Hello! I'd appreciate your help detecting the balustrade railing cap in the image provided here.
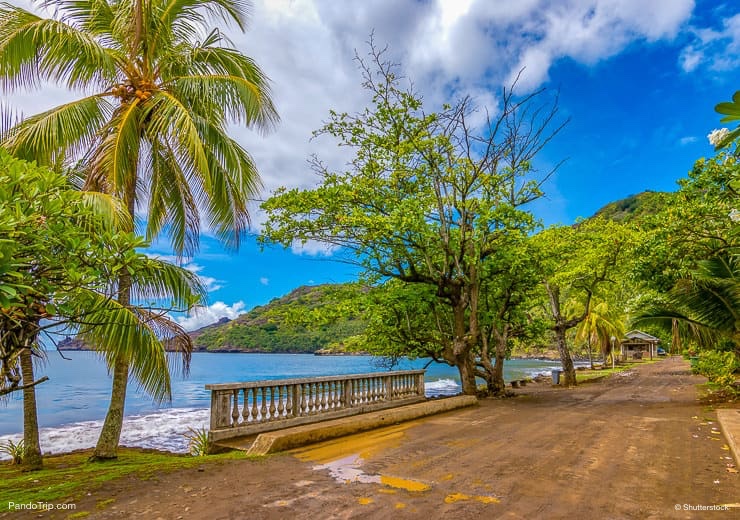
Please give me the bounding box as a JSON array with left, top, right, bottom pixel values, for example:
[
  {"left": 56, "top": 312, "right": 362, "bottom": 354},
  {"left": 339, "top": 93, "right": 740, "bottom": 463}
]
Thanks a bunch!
[{"left": 205, "top": 369, "right": 425, "bottom": 391}]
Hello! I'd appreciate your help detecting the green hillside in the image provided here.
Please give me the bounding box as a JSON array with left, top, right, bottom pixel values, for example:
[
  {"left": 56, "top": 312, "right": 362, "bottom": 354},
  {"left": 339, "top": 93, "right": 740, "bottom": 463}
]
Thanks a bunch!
[
  {"left": 191, "top": 284, "right": 365, "bottom": 353},
  {"left": 592, "top": 190, "right": 669, "bottom": 222}
]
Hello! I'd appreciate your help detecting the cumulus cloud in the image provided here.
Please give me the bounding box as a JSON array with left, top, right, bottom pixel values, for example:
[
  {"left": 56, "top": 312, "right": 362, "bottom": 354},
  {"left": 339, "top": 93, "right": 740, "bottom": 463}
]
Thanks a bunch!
[
  {"left": 5, "top": 0, "right": 705, "bottom": 248},
  {"left": 175, "top": 301, "right": 246, "bottom": 331},
  {"left": 679, "top": 13, "right": 740, "bottom": 73},
  {"left": 259, "top": 277, "right": 270, "bottom": 285}
]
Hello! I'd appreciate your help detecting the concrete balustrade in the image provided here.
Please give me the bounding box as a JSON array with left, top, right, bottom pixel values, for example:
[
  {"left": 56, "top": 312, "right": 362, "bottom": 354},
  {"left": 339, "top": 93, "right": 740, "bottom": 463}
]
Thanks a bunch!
[{"left": 206, "top": 370, "right": 426, "bottom": 443}]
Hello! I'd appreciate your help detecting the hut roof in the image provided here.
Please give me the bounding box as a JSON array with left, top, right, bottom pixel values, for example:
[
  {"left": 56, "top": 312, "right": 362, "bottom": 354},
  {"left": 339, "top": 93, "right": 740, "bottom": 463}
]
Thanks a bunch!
[{"left": 624, "top": 330, "right": 660, "bottom": 343}]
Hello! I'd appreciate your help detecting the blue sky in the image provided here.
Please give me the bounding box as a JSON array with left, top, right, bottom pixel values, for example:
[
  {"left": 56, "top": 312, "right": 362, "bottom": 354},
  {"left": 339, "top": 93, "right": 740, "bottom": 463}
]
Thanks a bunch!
[{"left": 7, "top": 0, "right": 740, "bottom": 329}]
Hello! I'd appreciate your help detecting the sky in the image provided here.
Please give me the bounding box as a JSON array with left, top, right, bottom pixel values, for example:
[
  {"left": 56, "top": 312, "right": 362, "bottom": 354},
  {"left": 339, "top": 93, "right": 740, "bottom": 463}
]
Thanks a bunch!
[{"left": 6, "top": 0, "right": 740, "bottom": 330}]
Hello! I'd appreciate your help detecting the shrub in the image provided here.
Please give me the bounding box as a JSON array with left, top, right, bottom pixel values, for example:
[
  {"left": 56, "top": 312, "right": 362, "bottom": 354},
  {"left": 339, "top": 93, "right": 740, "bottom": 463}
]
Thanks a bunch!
[
  {"left": 692, "top": 350, "right": 739, "bottom": 387},
  {"left": 183, "top": 427, "right": 209, "bottom": 457},
  {"left": 0, "top": 439, "right": 25, "bottom": 465}
]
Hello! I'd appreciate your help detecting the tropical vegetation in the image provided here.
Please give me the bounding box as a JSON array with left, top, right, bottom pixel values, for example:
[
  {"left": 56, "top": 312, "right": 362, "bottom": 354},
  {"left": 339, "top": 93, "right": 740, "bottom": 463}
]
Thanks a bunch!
[{"left": 0, "top": 0, "right": 277, "bottom": 459}]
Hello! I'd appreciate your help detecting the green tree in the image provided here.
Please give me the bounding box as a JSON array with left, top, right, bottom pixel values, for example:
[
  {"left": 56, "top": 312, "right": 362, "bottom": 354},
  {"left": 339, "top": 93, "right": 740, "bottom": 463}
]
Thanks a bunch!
[
  {"left": 0, "top": 0, "right": 277, "bottom": 459},
  {"left": 262, "top": 42, "right": 564, "bottom": 395},
  {"left": 573, "top": 299, "right": 625, "bottom": 369},
  {"left": 534, "top": 217, "right": 635, "bottom": 386},
  {"left": 633, "top": 150, "right": 738, "bottom": 365},
  {"left": 0, "top": 151, "right": 205, "bottom": 469}
]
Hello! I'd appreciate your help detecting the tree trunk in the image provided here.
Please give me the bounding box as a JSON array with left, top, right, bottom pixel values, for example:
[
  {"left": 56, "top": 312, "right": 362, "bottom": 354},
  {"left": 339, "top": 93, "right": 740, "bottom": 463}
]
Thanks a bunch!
[
  {"left": 93, "top": 180, "right": 136, "bottom": 461},
  {"left": 492, "top": 351, "right": 506, "bottom": 394},
  {"left": 20, "top": 346, "right": 43, "bottom": 470},
  {"left": 555, "top": 327, "right": 577, "bottom": 386},
  {"left": 456, "top": 352, "right": 478, "bottom": 395},
  {"left": 587, "top": 334, "right": 594, "bottom": 370},
  {"left": 93, "top": 358, "right": 129, "bottom": 459}
]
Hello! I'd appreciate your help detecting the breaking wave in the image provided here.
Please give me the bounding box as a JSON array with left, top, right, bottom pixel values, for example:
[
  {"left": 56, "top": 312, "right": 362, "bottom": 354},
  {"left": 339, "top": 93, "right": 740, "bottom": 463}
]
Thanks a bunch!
[{"left": 0, "top": 379, "right": 462, "bottom": 458}]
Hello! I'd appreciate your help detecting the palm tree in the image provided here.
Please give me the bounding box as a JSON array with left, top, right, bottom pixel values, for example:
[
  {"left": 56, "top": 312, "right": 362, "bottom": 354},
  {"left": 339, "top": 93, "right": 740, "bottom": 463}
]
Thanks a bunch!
[
  {"left": 0, "top": 0, "right": 278, "bottom": 458},
  {"left": 634, "top": 253, "right": 739, "bottom": 355},
  {"left": 574, "top": 300, "right": 626, "bottom": 369},
  {"left": 0, "top": 149, "right": 206, "bottom": 470}
]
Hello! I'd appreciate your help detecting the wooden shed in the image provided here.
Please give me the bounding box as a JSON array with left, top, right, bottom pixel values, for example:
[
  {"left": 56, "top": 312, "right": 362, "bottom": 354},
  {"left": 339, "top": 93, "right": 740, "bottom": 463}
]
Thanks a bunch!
[{"left": 620, "top": 330, "right": 660, "bottom": 361}]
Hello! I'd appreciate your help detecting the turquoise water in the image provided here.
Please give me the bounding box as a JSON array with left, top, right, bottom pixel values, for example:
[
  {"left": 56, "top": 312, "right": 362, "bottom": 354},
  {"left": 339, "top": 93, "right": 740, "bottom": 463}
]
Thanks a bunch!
[{"left": 0, "top": 352, "right": 561, "bottom": 454}]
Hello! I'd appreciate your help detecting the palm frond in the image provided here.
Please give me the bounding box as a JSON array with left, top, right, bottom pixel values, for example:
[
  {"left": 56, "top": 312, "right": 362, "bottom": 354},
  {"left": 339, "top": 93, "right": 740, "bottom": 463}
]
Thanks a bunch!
[
  {"left": 144, "top": 139, "right": 201, "bottom": 256},
  {"left": 72, "top": 290, "right": 173, "bottom": 402},
  {"left": 0, "top": 3, "right": 119, "bottom": 90},
  {"left": 78, "top": 190, "right": 133, "bottom": 232},
  {"left": 129, "top": 256, "right": 207, "bottom": 310},
  {"left": 1, "top": 95, "right": 112, "bottom": 165}
]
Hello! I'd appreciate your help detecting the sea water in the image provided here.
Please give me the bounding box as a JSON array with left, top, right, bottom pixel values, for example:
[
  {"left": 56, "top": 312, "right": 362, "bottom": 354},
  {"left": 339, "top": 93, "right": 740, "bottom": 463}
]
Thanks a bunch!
[{"left": 0, "top": 351, "right": 562, "bottom": 455}]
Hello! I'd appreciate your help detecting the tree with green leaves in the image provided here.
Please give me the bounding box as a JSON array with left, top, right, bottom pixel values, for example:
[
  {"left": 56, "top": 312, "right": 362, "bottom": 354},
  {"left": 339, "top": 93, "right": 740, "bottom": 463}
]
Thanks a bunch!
[
  {"left": 573, "top": 299, "right": 625, "bottom": 369},
  {"left": 633, "top": 149, "right": 738, "bottom": 361},
  {"left": 262, "top": 40, "right": 565, "bottom": 395},
  {"left": 0, "top": 0, "right": 277, "bottom": 459},
  {"left": 0, "top": 150, "right": 205, "bottom": 470},
  {"left": 534, "top": 217, "right": 635, "bottom": 386}
]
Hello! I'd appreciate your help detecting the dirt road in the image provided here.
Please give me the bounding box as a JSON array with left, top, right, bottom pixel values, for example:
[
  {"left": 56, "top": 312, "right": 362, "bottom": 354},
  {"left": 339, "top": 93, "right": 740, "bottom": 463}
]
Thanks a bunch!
[{"left": 73, "top": 357, "right": 740, "bottom": 519}]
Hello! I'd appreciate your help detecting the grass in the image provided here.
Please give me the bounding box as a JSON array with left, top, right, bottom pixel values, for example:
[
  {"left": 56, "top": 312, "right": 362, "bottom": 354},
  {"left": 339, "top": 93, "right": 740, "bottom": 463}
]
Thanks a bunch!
[
  {"left": 0, "top": 447, "right": 243, "bottom": 514},
  {"left": 576, "top": 358, "right": 660, "bottom": 382}
]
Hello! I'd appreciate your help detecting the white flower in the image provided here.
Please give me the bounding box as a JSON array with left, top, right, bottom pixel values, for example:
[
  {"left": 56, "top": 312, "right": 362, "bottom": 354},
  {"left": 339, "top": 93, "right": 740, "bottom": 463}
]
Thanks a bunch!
[
  {"left": 708, "top": 128, "right": 730, "bottom": 147},
  {"left": 730, "top": 208, "right": 740, "bottom": 222}
]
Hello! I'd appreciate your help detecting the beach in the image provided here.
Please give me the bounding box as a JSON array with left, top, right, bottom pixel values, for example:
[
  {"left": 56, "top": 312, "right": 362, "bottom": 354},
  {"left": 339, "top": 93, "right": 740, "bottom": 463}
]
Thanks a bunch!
[{"left": 8, "top": 356, "right": 739, "bottom": 519}]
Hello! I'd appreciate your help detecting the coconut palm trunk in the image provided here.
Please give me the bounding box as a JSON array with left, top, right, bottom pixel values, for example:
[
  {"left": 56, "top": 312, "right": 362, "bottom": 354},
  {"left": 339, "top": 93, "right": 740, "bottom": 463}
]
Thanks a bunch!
[{"left": 20, "top": 344, "right": 43, "bottom": 470}]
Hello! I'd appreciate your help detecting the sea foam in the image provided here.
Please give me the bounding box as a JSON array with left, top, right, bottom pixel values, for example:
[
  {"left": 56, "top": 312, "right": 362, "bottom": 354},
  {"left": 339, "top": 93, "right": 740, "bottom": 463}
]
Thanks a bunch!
[{"left": 0, "top": 381, "right": 460, "bottom": 458}]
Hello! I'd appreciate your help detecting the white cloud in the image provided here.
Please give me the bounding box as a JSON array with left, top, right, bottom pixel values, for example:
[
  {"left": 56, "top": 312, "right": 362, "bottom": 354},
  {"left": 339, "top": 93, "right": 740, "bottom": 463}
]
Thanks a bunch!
[
  {"left": 183, "top": 263, "right": 223, "bottom": 293},
  {"left": 4, "top": 0, "right": 700, "bottom": 247},
  {"left": 679, "top": 136, "right": 698, "bottom": 146},
  {"left": 679, "top": 13, "right": 740, "bottom": 73},
  {"left": 290, "top": 239, "right": 339, "bottom": 256},
  {"left": 175, "top": 301, "right": 246, "bottom": 331},
  {"left": 259, "top": 277, "right": 270, "bottom": 285}
]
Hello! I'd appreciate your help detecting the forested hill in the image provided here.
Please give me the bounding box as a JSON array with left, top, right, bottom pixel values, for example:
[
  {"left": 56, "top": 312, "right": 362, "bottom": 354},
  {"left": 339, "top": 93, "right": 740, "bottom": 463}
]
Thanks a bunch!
[
  {"left": 591, "top": 190, "right": 669, "bottom": 222},
  {"left": 190, "top": 284, "right": 365, "bottom": 353},
  {"left": 60, "top": 193, "right": 669, "bottom": 355}
]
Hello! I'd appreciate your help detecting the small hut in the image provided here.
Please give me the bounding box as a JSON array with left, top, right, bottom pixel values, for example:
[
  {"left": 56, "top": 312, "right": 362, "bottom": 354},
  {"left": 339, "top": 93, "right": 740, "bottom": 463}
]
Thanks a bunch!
[{"left": 620, "top": 330, "right": 660, "bottom": 361}]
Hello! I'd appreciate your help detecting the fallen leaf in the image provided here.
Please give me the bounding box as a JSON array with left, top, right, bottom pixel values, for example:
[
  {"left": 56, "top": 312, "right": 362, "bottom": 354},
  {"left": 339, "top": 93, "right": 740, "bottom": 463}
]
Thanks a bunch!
[{"left": 727, "top": 468, "right": 738, "bottom": 474}]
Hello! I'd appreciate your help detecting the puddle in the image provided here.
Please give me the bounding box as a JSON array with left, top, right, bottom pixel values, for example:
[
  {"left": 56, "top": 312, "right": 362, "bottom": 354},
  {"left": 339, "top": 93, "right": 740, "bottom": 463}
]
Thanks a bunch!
[
  {"left": 444, "top": 492, "right": 500, "bottom": 504},
  {"left": 292, "top": 422, "right": 431, "bottom": 492}
]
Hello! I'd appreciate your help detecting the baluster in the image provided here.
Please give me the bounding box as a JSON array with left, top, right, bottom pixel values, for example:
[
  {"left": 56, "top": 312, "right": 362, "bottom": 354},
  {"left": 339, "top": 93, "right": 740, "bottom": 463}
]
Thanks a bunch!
[
  {"left": 321, "top": 382, "right": 328, "bottom": 411},
  {"left": 231, "top": 389, "right": 240, "bottom": 426},
  {"left": 286, "top": 385, "right": 294, "bottom": 417},
  {"left": 251, "top": 388, "right": 259, "bottom": 421},
  {"left": 242, "top": 388, "right": 250, "bottom": 423},
  {"left": 277, "top": 385, "right": 285, "bottom": 419},
  {"left": 300, "top": 384, "right": 308, "bottom": 415},
  {"left": 260, "top": 387, "right": 268, "bottom": 420},
  {"left": 342, "top": 380, "right": 350, "bottom": 408},
  {"left": 269, "top": 386, "right": 277, "bottom": 420},
  {"left": 371, "top": 378, "right": 378, "bottom": 401},
  {"left": 310, "top": 383, "right": 318, "bottom": 414}
]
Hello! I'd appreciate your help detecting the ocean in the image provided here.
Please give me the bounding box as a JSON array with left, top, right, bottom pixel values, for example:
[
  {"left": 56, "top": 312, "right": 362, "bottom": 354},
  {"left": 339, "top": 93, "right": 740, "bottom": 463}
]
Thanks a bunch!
[{"left": 0, "top": 352, "right": 563, "bottom": 456}]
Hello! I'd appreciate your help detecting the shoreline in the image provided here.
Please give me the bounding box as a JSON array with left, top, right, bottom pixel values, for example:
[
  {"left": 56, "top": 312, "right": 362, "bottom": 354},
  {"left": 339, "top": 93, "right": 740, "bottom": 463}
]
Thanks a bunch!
[{"left": 6, "top": 357, "right": 737, "bottom": 519}]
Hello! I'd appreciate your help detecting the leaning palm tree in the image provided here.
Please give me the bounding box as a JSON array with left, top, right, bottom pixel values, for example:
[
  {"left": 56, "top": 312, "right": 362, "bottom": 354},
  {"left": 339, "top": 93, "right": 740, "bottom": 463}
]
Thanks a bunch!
[
  {"left": 634, "top": 253, "right": 739, "bottom": 354},
  {"left": 0, "top": 0, "right": 278, "bottom": 458}
]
